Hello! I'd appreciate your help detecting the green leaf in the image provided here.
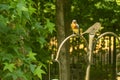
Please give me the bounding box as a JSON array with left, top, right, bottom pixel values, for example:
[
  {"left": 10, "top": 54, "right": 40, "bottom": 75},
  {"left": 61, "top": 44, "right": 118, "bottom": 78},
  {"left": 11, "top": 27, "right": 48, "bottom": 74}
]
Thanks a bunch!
[
  {"left": 2, "top": 53, "right": 14, "bottom": 62},
  {"left": 23, "top": 11, "right": 30, "bottom": 20},
  {"left": 33, "top": 65, "right": 46, "bottom": 80},
  {"left": 5, "top": 69, "right": 28, "bottom": 80},
  {"left": 16, "top": 1, "right": 28, "bottom": 11},
  {"left": 16, "top": 0, "right": 27, "bottom": 17},
  {"left": 0, "top": 15, "right": 8, "bottom": 26},
  {"left": 45, "top": 19, "right": 55, "bottom": 33},
  {"left": 37, "top": 37, "right": 46, "bottom": 48},
  {"left": 28, "top": 6, "right": 36, "bottom": 15},
  {"left": 3, "top": 62, "right": 16, "bottom": 72},
  {"left": 4, "top": 72, "right": 17, "bottom": 80},
  {"left": 30, "top": 64, "right": 36, "bottom": 73},
  {"left": 21, "top": 6, "right": 28, "bottom": 11},
  {"left": 14, "top": 69, "right": 28, "bottom": 80},
  {"left": 27, "top": 51, "right": 37, "bottom": 61},
  {"left": 0, "top": 4, "right": 9, "bottom": 10}
]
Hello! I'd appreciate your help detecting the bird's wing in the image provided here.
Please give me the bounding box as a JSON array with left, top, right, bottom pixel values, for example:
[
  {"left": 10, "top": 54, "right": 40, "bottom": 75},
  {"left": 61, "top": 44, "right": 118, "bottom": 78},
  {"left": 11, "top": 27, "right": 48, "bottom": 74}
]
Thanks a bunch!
[{"left": 76, "top": 24, "right": 79, "bottom": 28}]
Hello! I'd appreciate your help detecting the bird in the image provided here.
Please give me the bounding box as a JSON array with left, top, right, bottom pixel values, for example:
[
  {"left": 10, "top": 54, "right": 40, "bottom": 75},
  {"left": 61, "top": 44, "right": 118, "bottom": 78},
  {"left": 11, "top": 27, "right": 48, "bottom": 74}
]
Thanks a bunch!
[
  {"left": 71, "top": 20, "right": 80, "bottom": 35},
  {"left": 82, "top": 22, "right": 101, "bottom": 35}
]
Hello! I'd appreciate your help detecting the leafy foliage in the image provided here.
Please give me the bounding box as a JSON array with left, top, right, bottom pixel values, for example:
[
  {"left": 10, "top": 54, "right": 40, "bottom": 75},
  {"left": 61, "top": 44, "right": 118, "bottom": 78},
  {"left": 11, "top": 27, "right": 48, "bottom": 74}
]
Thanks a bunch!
[
  {"left": 0, "top": 0, "right": 55, "bottom": 79},
  {"left": 3, "top": 62, "right": 16, "bottom": 72},
  {"left": 71, "top": 0, "right": 120, "bottom": 33},
  {"left": 33, "top": 65, "right": 46, "bottom": 80}
]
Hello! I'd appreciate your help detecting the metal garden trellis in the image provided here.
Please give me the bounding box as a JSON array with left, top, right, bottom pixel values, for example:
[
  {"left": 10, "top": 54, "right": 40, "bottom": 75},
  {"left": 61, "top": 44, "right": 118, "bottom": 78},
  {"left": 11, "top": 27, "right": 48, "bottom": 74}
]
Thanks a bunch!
[{"left": 54, "top": 22, "right": 120, "bottom": 80}]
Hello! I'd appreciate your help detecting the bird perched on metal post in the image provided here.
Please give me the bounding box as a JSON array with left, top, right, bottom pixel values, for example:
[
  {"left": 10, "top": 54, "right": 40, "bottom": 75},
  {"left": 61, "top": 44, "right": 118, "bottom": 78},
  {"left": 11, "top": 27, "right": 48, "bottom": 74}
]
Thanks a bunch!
[
  {"left": 82, "top": 22, "right": 101, "bottom": 35},
  {"left": 71, "top": 20, "right": 80, "bottom": 35}
]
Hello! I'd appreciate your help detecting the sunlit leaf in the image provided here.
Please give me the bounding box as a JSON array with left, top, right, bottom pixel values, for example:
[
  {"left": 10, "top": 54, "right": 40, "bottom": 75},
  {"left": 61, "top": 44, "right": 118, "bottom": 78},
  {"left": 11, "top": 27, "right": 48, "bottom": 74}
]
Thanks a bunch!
[
  {"left": 16, "top": 0, "right": 27, "bottom": 17},
  {"left": 33, "top": 65, "right": 46, "bottom": 79},
  {"left": 28, "top": 6, "right": 36, "bottom": 15},
  {"left": 27, "top": 51, "right": 37, "bottom": 61},
  {"left": 21, "top": 6, "right": 28, "bottom": 11},
  {"left": 3, "top": 63, "right": 16, "bottom": 72},
  {"left": 116, "top": 0, "right": 120, "bottom": 5}
]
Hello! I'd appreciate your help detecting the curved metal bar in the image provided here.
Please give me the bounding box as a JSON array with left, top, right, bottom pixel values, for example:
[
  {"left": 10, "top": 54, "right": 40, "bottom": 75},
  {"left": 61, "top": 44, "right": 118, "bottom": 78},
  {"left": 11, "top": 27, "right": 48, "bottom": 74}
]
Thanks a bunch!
[
  {"left": 55, "top": 34, "right": 75, "bottom": 61},
  {"left": 93, "top": 32, "right": 120, "bottom": 50},
  {"left": 54, "top": 33, "right": 89, "bottom": 80},
  {"left": 55, "top": 34, "right": 89, "bottom": 61},
  {"left": 54, "top": 34, "right": 76, "bottom": 80}
]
